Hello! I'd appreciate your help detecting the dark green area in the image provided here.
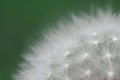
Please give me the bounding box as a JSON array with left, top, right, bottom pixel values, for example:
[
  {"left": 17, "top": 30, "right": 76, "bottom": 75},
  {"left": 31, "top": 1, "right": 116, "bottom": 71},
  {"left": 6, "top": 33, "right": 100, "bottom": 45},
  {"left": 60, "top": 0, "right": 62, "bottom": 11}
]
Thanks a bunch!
[{"left": 1, "top": 0, "right": 120, "bottom": 80}]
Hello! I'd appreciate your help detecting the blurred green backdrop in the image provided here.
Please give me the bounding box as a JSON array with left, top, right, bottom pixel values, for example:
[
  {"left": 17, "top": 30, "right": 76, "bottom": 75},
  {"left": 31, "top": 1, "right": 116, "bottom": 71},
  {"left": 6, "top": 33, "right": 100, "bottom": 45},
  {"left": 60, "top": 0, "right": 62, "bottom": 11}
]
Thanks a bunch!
[{"left": 1, "top": 0, "right": 120, "bottom": 80}]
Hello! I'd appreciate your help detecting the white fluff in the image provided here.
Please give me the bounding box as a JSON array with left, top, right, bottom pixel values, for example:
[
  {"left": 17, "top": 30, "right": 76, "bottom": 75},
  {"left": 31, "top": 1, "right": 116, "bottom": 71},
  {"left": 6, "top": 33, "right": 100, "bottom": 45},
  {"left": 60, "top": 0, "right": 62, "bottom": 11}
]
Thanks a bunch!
[{"left": 13, "top": 8, "right": 120, "bottom": 80}]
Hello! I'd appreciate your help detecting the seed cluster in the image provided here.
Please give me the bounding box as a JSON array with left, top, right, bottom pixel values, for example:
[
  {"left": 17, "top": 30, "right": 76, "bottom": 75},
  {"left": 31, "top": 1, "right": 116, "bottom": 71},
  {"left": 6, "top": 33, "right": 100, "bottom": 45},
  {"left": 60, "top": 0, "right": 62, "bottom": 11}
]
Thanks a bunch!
[{"left": 48, "top": 31, "right": 120, "bottom": 80}]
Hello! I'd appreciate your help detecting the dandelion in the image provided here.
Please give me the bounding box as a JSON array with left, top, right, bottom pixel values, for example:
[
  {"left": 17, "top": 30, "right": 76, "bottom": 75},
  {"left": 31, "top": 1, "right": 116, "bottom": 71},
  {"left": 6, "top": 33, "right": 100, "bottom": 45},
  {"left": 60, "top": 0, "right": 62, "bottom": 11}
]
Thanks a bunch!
[{"left": 13, "top": 8, "right": 120, "bottom": 80}]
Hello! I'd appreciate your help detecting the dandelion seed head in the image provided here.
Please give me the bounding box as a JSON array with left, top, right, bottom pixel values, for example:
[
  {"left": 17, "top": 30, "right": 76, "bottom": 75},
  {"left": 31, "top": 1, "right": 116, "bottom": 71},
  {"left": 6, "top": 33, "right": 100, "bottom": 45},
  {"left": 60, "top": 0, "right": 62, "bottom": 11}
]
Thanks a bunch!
[{"left": 13, "top": 8, "right": 120, "bottom": 80}]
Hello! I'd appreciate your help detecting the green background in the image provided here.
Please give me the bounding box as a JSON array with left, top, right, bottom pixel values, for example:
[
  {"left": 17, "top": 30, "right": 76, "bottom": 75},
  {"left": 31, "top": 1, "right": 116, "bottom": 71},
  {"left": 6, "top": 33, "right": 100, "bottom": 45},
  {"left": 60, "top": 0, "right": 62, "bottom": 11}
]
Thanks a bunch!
[{"left": 1, "top": 0, "right": 120, "bottom": 80}]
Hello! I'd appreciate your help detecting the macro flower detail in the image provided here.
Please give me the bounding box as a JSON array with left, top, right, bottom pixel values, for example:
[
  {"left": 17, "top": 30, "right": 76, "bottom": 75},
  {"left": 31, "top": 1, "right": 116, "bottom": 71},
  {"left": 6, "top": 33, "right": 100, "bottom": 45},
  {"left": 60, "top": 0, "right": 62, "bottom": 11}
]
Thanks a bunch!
[{"left": 14, "top": 9, "right": 120, "bottom": 80}]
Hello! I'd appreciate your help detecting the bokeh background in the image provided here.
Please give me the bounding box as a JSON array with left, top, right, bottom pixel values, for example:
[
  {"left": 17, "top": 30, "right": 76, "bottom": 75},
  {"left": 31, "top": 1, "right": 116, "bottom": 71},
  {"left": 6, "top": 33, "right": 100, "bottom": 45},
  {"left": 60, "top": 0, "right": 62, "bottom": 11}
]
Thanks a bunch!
[{"left": 1, "top": 0, "right": 120, "bottom": 80}]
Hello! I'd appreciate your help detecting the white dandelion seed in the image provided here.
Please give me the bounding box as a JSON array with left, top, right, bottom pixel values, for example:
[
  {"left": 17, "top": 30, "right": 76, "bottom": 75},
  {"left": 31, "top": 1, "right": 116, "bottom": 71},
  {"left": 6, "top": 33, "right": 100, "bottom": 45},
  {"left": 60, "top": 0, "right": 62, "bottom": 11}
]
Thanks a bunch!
[
  {"left": 92, "top": 32, "right": 97, "bottom": 36},
  {"left": 107, "top": 71, "right": 114, "bottom": 77},
  {"left": 105, "top": 53, "right": 112, "bottom": 59},
  {"left": 82, "top": 53, "right": 89, "bottom": 59},
  {"left": 13, "top": 7, "right": 120, "bottom": 80},
  {"left": 112, "top": 37, "right": 118, "bottom": 41},
  {"left": 85, "top": 69, "right": 91, "bottom": 76},
  {"left": 93, "top": 40, "right": 98, "bottom": 44}
]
